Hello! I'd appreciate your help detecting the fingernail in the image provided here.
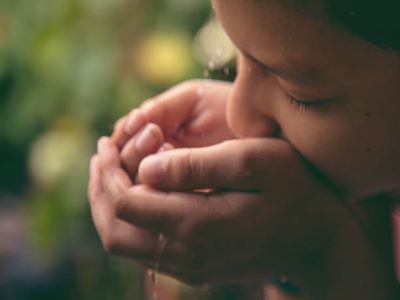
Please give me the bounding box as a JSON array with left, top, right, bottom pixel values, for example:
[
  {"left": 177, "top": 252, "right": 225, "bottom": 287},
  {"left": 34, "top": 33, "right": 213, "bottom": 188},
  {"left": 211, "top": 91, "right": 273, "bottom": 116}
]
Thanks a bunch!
[
  {"left": 136, "top": 124, "right": 159, "bottom": 153},
  {"left": 140, "top": 155, "right": 166, "bottom": 185},
  {"left": 124, "top": 109, "right": 143, "bottom": 136}
]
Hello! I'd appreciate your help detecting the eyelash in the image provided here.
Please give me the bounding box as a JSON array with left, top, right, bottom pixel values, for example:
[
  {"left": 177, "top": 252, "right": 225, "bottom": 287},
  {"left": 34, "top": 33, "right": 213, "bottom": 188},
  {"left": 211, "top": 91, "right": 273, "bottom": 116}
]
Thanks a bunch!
[
  {"left": 286, "top": 95, "right": 315, "bottom": 110},
  {"left": 286, "top": 94, "right": 330, "bottom": 111}
]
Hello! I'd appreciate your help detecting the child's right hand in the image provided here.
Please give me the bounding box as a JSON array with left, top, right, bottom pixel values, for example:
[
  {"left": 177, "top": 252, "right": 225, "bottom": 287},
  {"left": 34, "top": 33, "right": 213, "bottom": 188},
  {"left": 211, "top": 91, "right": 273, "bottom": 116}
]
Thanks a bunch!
[
  {"left": 111, "top": 80, "right": 236, "bottom": 179},
  {"left": 112, "top": 79, "right": 235, "bottom": 148},
  {"left": 90, "top": 136, "right": 400, "bottom": 300}
]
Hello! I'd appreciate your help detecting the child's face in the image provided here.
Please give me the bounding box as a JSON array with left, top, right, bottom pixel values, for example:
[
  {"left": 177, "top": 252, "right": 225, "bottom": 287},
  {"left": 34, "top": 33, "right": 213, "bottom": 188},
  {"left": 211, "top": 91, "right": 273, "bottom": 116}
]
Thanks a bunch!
[{"left": 213, "top": 0, "right": 400, "bottom": 196}]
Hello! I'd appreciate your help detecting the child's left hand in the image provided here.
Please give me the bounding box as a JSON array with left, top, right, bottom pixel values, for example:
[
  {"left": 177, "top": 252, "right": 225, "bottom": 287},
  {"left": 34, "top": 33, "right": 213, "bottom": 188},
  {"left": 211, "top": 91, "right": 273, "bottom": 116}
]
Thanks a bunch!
[{"left": 89, "top": 135, "right": 389, "bottom": 298}]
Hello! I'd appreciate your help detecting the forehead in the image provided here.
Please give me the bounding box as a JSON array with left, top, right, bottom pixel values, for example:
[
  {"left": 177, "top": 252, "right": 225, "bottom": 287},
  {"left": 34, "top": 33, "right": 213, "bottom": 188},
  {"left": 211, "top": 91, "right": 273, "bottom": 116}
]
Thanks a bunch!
[
  {"left": 212, "top": 0, "right": 343, "bottom": 63},
  {"left": 211, "top": 0, "right": 395, "bottom": 87}
]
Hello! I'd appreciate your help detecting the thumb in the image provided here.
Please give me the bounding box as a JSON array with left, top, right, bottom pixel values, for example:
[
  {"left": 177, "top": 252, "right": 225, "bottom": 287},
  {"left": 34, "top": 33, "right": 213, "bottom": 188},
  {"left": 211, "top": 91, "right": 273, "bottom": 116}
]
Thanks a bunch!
[{"left": 137, "top": 138, "right": 295, "bottom": 191}]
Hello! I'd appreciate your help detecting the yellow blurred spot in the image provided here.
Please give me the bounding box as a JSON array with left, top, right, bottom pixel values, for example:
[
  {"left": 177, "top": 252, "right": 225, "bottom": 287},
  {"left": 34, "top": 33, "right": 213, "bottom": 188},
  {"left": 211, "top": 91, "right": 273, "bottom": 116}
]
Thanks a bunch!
[
  {"left": 135, "top": 31, "right": 193, "bottom": 85},
  {"left": 29, "top": 117, "right": 94, "bottom": 188}
]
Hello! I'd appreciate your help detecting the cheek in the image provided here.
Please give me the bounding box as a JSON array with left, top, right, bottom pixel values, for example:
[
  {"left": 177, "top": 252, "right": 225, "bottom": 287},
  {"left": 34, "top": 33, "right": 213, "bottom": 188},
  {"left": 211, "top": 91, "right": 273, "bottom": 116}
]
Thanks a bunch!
[{"left": 282, "top": 112, "right": 400, "bottom": 197}]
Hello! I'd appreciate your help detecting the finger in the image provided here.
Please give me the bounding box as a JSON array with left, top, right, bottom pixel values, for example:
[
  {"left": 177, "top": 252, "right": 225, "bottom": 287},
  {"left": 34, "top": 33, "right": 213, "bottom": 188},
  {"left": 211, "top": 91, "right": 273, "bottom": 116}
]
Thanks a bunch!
[
  {"left": 123, "top": 108, "right": 149, "bottom": 138},
  {"left": 137, "top": 138, "right": 295, "bottom": 191},
  {"left": 98, "top": 136, "right": 185, "bottom": 238},
  {"left": 89, "top": 149, "right": 159, "bottom": 260},
  {"left": 158, "top": 142, "right": 175, "bottom": 153},
  {"left": 88, "top": 151, "right": 119, "bottom": 233},
  {"left": 133, "top": 142, "right": 175, "bottom": 185},
  {"left": 88, "top": 154, "right": 103, "bottom": 204},
  {"left": 97, "top": 136, "right": 120, "bottom": 168},
  {"left": 101, "top": 221, "right": 159, "bottom": 261},
  {"left": 124, "top": 82, "right": 201, "bottom": 138},
  {"left": 92, "top": 189, "right": 159, "bottom": 260},
  {"left": 114, "top": 184, "right": 209, "bottom": 234},
  {"left": 110, "top": 116, "right": 131, "bottom": 149},
  {"left": 98, "top": 137, "right": 133, "bottom": 200},
  {"left": 120, "top": 123, "right": 164, "bottom": 178}
]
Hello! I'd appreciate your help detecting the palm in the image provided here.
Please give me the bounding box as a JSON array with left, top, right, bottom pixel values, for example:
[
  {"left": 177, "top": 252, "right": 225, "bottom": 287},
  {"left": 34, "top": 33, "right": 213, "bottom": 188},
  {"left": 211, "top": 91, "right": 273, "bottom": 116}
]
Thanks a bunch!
[{"left": 145, "top": 80, "right": 236, "bottom": 148}]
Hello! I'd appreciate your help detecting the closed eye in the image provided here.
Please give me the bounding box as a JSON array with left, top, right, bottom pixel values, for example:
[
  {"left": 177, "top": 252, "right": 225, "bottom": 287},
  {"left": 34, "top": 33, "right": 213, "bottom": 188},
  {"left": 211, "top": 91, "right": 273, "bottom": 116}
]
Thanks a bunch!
[{"left": 286, "top": 94, "right": 335, "bottom": 111}]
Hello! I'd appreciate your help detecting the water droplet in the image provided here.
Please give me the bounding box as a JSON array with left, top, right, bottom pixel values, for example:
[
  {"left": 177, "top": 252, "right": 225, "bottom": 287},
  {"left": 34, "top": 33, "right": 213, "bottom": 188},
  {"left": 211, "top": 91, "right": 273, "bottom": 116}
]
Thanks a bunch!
[
  {"left": 208, "top": 60, "right": 216, "bottom": 70},
  {"left": 224, "top": 66, "right": 230, "bottom": 76},
  {"left": 153, "top": 288, "right": 158, "bottom": 300},
  {"left": 149, "top": 233, "right": 170, "bottom": 300}
]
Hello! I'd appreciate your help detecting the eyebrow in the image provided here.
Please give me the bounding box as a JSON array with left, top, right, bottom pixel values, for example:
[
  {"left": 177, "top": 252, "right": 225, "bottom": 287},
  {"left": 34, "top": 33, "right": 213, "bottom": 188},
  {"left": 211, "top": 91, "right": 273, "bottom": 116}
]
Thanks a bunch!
[{"left": 242, "top": 51, "right": 326, "bottom": 85}]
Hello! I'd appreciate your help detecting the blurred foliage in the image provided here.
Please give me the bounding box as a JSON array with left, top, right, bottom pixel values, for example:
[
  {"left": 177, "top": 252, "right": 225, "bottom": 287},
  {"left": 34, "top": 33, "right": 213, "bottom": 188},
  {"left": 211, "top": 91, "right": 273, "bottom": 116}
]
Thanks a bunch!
[{"left": 0, "top": 0, "right": 238, "bottom": 299}]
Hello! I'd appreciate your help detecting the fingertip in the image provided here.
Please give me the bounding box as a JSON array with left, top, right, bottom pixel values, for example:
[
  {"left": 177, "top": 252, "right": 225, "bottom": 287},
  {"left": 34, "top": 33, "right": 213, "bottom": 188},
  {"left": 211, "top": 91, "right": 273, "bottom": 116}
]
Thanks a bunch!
[
  {"left": 138, "top": 154, "right": 166, "bottom": 186},
  {"left": 147, "top": 123, "right": 164, "bottom": 142},
  {"left": 98, "top": 137, "right": 120, "bottom": 167},
  {"left": 111, "top": 116, "right": 128, "bottom": 146},
  {"left": 97, "top": 136, "right": 109, "bottom": 153},
  {"left": 132, "top": 123, "right": 164, "bottom": 154},
  {"left": 124, "top": 109, "right": 147, "bottom": 136},
  {"left": 114, "top": 116, "right": 127, "bottom": 131}
]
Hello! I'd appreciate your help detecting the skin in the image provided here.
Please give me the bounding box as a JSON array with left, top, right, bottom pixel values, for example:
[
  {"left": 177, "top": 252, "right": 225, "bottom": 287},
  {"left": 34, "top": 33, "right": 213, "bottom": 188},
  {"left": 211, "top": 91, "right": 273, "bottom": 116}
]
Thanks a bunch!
[
  {"left": 213, "top": 0, "right": 400, "bottom": 197},
  {"left": 88, "top": 0, "right": 400, "bottom": 299}
]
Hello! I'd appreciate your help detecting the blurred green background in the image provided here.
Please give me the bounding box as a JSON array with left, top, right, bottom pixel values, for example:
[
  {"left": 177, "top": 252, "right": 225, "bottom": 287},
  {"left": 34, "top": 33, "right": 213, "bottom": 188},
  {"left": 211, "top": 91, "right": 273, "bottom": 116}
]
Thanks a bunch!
[{"left": 0, "top": 0, "right": 240, "bottom": 299}]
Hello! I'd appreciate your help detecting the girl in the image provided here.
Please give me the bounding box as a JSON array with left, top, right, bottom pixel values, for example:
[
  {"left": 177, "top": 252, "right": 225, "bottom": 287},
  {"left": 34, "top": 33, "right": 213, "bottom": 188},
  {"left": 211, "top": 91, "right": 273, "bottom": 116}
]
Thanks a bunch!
[{"left": 89, "top": 0, "right": 400, "bottom": 298}]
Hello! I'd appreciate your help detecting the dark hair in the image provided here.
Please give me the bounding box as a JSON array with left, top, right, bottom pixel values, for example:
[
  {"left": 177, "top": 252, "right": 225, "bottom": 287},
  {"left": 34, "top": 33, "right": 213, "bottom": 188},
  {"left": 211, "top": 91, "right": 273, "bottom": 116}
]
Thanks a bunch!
[{"left": 322, "top": 0, "right": 400, "bottom": 51}]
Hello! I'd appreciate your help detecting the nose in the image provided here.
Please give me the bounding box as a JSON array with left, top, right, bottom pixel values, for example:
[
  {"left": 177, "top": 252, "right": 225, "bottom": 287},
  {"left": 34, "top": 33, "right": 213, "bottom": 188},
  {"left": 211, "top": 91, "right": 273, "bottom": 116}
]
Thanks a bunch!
[{"left": 226, "top": 71, "right": 280, "bottom": 138}]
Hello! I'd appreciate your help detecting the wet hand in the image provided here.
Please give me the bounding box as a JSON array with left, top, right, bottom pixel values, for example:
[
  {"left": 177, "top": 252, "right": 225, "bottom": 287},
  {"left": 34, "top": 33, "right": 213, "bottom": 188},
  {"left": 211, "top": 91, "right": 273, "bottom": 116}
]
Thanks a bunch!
[
  {"left": 92, "top": 137, "right": 350, "bottom": 286},
  {"left": 111, "top": 80, "right": 235, "bottom": 151},
  {"left": 115, "top": 122, "right": 174, "bottom": 180}
]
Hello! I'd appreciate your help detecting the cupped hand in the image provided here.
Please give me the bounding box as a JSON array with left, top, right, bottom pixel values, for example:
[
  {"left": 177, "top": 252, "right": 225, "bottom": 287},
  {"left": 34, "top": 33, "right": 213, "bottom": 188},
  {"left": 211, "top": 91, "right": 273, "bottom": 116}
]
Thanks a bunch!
[
  {"left": 111, "top": 80, "right": 236, "bottom": 151},
  {"left": 88, "top": 136, "right": 400, "bottom": 300},
  {"left": 113, "top": 139, "right": 344, "bottom": 281}
]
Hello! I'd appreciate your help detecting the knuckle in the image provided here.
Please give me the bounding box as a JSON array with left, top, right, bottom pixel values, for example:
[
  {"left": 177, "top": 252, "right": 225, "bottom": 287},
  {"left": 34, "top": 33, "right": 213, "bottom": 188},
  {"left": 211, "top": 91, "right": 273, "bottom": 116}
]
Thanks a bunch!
[
  {"left": 113, "top": 190, "right": 131, "bottom": 219},
  {"left": 114, "top": 117, "right": 126, "bottom": 130},
  {"left": 140, "top": 100, "right": 155, "bottom": 114},
  {"left": 186, "top": 149, "right": 196, "bottom": 186},
  {"left": 178, "top": 80, "right": 204, "bottom": 98},
  {"left": 120, "top": 152, "right": 130, "bottom": 170},
  {"left": 129, "top": 107, "right": 148, "bottom": 126},
  {"left": 179, "top": 79, "right": 201, "bottom": 91},
  {"left": 169, "top": 149, "right": 196, "bottom": 187}
]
